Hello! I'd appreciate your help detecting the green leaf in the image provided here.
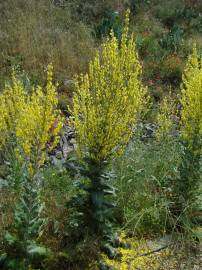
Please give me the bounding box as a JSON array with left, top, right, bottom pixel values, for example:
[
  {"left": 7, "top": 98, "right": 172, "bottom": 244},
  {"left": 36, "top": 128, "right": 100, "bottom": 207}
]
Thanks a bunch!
[
  {"left": 4, "top": 232, "right": 17, "bottom": 245},
  {"left": 27, "top": 243, "right": 50, "bottom": 258}
]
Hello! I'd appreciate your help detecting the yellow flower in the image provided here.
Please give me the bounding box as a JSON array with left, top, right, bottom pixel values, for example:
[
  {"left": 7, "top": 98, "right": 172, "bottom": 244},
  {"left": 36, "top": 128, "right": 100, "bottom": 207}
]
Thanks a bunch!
[
  {"left": 100, "top": 232, "right": 177, "bottom": 270},
  {"left": 0, "top": 64, "right": 64, "bottom": 175},
  {"left": 180, "top": 45, "right": 202, "bottom": 154},
  {"left": 72, "top": 10, "right": 148, "bottom": 161}
]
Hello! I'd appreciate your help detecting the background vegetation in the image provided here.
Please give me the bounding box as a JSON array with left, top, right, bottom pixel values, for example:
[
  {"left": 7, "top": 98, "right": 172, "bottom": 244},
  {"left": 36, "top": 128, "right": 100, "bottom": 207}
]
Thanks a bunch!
[{"left": 0, "top": 1, "right": 201, "bottom": 269}]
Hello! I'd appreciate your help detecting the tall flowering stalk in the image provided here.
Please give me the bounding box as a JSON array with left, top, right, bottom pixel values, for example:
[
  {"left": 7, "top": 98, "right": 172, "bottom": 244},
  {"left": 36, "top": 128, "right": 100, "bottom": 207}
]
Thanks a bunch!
[
  {"left": 0, "top": 65, "right": 63, "bottom": 269},
  {"left": 174, "top": 46, "right": 202, "bottom": 229},
  {"left": 71, "top": 10, "right": 148, "bottom": 244}
]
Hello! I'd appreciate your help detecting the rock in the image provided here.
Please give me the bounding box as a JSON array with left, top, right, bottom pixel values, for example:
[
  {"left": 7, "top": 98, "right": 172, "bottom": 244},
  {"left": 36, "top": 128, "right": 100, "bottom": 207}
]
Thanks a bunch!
[
  {"left": 63, "top": 79, "right": 75, "bottom": 87},
  {"left": 69, "top": 138, "right": 76, "bottom": 145},
  {"left": 48, "top": 121, "right": 76, "bottom": 162},
  {"left": 55, "top": 150, "right": 63, "bottom": 159},
  {"left": 50, "top": 156, "right": 64, "bottom": 168},
  {"left": 146, "top": 234, "right": 172, "bottom": 251}
]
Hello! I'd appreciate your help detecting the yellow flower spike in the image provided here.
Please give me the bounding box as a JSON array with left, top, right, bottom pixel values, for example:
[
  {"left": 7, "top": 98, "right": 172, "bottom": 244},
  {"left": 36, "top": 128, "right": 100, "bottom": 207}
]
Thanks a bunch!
[
  {"left": 0, "top": 64, "right": 64, "bottom": 176},
  {"left": 72, "top": 10, "right": 148, "bottom": 162},
  {"left": 180, "top": 45, "right": 202, "bottom": 154}
]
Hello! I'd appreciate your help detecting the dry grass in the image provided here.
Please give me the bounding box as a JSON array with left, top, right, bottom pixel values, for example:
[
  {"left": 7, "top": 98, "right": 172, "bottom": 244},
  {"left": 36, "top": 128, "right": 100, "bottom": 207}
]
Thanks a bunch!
[{"left": 0, "top": 0, "right": 95, "bottom": 90}]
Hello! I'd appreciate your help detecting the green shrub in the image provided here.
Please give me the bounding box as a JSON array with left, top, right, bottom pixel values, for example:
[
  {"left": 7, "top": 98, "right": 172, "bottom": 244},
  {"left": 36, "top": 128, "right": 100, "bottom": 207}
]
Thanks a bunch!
[
  {"left": 136, "top": 34, "right": 161, "bottom": 58},
  {"left": 64, "top": 0, "right": 118, "bottom": 24},
  {"left": 159, "top": 24, "right": 185, "bottom": 53},
  {"left": 94, "top": 10, "right": 122, "bottom": 40},
  {"left": 129, "top": 0, "right": 151, "bottom": 15},
  {"left": 154, "top": 0, "right": 185, "bottom": 28},
  {"left": 159, "top": 54, "right": 184, "bottom": 85}
]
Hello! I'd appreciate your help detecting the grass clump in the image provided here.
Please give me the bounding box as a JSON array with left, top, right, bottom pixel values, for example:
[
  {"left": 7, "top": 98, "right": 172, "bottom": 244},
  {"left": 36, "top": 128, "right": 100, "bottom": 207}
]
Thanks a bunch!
[{"left": 113, "top": 136, "right": 182, "bottom": 235}]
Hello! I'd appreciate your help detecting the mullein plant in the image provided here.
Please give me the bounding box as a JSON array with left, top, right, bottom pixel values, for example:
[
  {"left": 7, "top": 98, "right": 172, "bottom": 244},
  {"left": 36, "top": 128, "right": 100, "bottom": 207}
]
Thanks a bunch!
[
  {"left": 71, "top": 10, "right": 148, "bottom": 256},
  {"left": 0, "top": 65, "right": 63, "bottom": 269},
  {"left": 155, "top": 47, "right": 202, "bottom": 234},
  {"left": 175, "top": 46, "right": 202, "bottom": 231}
]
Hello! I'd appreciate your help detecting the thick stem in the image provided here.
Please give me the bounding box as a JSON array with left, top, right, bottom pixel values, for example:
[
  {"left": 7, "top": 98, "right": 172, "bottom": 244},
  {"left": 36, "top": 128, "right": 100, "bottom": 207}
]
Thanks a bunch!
[{"left": 86, "top": 159, "right": 116, "bottom": 240}]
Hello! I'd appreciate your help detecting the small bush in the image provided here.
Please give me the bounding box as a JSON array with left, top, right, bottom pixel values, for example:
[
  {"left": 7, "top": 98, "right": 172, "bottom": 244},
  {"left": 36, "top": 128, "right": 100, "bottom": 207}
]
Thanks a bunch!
[
  {"left": 159, "top": 54, "right": 184, "bottom": 85},
  {"left": 159, "top": 24, "right": 185, "bottom": 53},
  {"left": 94, "top": 10, "right": 122, "bottom": 40}
]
